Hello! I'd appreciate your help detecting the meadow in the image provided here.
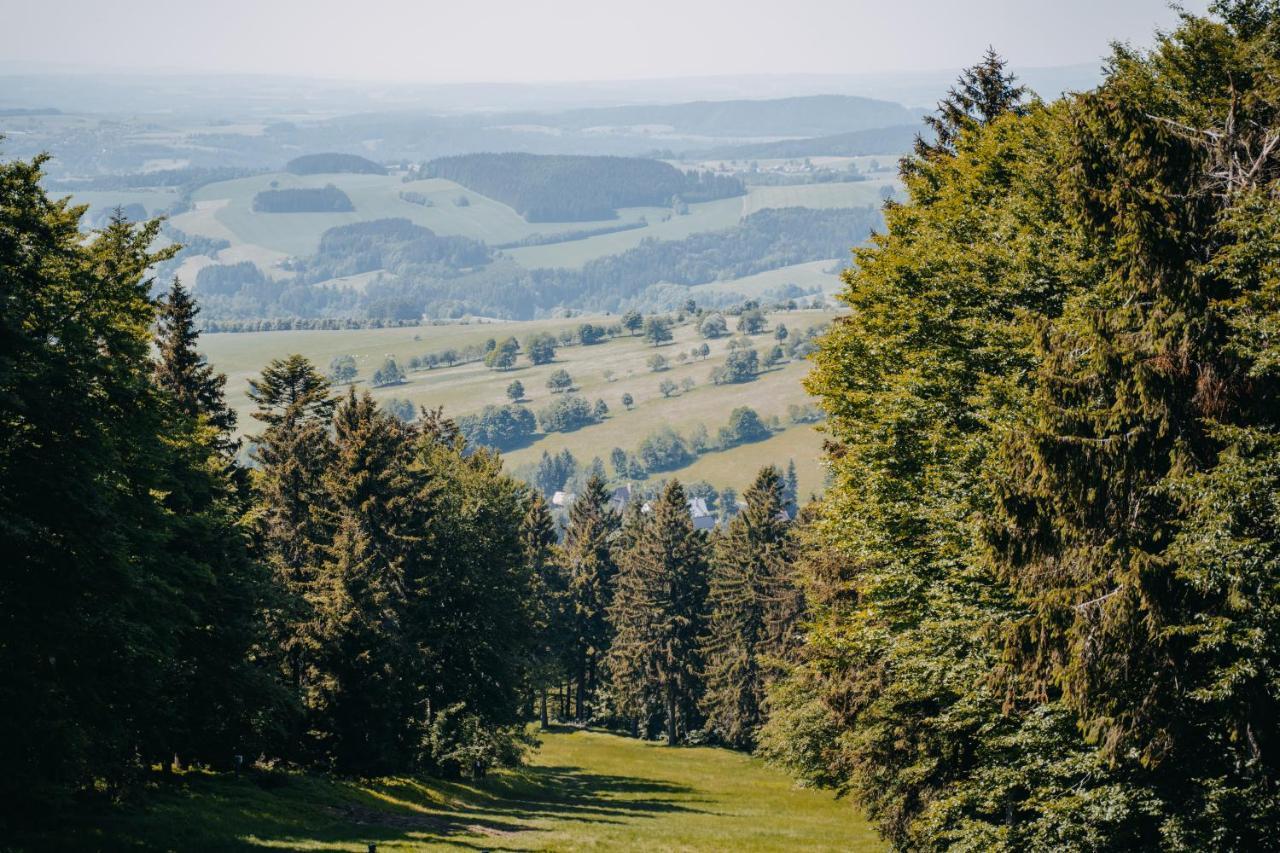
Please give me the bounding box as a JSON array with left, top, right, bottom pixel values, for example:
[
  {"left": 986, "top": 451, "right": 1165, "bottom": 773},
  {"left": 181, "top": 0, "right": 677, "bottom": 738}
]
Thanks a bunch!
[
  {"left": 29, "top": 728, "right": 882, "bottom": 851},
  {"left": 165, "top": 170, "right": 889, "bottom": 277},
  {"left": 201, "top": 308, "right": 837, "bottom": 497}
]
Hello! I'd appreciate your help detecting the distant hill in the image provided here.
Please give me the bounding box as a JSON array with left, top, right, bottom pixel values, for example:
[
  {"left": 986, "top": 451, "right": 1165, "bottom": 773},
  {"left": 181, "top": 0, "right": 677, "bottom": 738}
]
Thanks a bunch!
[
  {"left": 697, "top": 124, "right": 922, "bottom": 160},
  {"left": 424, "top": 153, "right": 743, "bottom": 222},
  {"left": 530, "top": 95, "right": 925, "bottom": 138},
  {"left": 285, "top": 153, "right": 386, "bottom": 176}
]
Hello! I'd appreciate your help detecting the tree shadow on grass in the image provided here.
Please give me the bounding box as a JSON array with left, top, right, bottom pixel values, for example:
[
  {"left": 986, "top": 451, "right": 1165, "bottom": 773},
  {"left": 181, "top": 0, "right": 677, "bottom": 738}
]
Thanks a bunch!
[{"left": 55, "top": 752, "right": 707, "bottom": 851}]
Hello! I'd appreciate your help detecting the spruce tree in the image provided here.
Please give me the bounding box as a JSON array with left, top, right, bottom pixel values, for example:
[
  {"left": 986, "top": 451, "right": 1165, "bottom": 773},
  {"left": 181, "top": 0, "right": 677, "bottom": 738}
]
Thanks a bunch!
[
  {"left": 249, "top": 355, "right": 336, "bottom": 717},
  {"left": 913, "top": 47, "right": 1029, "bottom": 163},
  {"left": 608, "top": 480, "right": 708, "bottom": 744},
  {"left": 522, "top": 491, "right": 568, "bottom": 727},
  {"left": 308, "top": 388, "right": 415, "bottom": 773},
  {"left": 562, "top": 474, "right": 619, "bottom": 719},
  {"left": 154, "top": 277, "right": 236, "bottom": 443},
  {"left": 701, "top": 466, "right": 801, "bottom": 748}
]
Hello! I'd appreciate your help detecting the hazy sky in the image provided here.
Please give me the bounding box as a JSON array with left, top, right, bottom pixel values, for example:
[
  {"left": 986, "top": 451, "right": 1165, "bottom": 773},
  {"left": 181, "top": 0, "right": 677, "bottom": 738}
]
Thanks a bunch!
[{"left": 5, "top": 0, "right": 1211, "bottom": 83}]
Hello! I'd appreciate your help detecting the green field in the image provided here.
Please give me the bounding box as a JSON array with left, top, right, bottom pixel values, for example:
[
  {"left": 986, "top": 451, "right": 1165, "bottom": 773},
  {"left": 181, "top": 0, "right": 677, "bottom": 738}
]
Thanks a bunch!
[
  {"left": 690, "top": 259, "right": 844, "bottom": 298},
  {"left": 201, "top": 309, "right": 836, "bottom": 497},
  {"left": 167, "top": 172, "right": 887, "bottom": 276},
  {"left": 31, "top": 728, "right": 882, "bottom": 851}
]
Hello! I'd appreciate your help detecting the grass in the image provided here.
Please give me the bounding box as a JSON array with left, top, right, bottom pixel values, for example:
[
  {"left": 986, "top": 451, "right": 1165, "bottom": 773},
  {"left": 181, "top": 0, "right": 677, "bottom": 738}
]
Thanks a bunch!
[
  {"left": 200, "top": 309, "right": 837, "bottom": 497},
  {"left": 690, "top": 259, "right": 844, "bottom": 298},
  {"left": 30, "top": 728, "right": 883, "bottom": 851}
]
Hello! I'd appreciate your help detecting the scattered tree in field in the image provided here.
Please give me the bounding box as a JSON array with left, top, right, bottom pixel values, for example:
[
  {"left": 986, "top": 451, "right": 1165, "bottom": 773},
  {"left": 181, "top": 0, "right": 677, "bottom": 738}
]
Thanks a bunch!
[
  {"left": 328, "top": 354, "right": 358, "bottom": 384},
  {"left": 736, "top": 309, "right": 767, "bottom": 334},
  {"left": 711, "top": 349, "right": 758, "bottom": 384},
  {"left": 700, "top": 313, "right": 728, "bottom": 339},
  {"left": 372, "top": 357, "right": 406, "bottom": 386},
  {"left": 659, "top": 378, "right": 679, "bottom": 398},
  {"left": 681, "top": 376, "right": 696, "bottom": 393},
  {"left": 621, "top": 392, "right": 635, "bottom": 410},
  {"left": 774, "top": 323, "right": 788, "bottom": 342},
  {"left": 593, "top": 398, "right": 609, "bottom": 419},
  {"left": 546, "top": 368, "right": 574, "bottom": 393},
  {"left": 621, "top": 309, "right": 643, "bottom": 335},
  {"left": 610, "top": 447, "right": 628, "bottom": 477},
  {"left": 524, "top": 332, "right": 558, "bottom": 365},
  {"left": 507, "top": 379, "right": 525, "bottom": 402},
  {"left": 382, "top": 397, "right": 416, "bottom": 422},
  {"left": 484, "top": 337, "right": 519, "bottom": 370},
  {"left": 609, "top": 480, "right": 708, "bottom": 745},
  {"left": 648, "top": 354, "right": 669, "bottom": 372},
  {"left": 537, "top": 395, "right": 598, "bottom": 433},
  {"left": 643, "top": 316, "right": 673, "bottom": 346}
]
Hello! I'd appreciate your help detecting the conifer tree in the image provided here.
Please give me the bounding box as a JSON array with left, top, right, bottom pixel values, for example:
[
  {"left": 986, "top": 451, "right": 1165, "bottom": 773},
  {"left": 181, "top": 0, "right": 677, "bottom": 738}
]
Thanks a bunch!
[
  {"left": 249, "top": 355, "right": 336, "bottom": 711},
  {"left": 609, "top": 480, "right": 708, "bottom": 744},
  {"left": 154, "top": 277, "right": 236, "bottom": 444},
  {"left": 562, "top": 474, "right": 619, "bottom": 719},
  {"left": 913, "top": 47, "right": 1028, "bottom": 163},
  {"left": 522, "top": 491, "right": 568, "bottom": 727},
  {"left": 701, "top": 466, "right": 801, "bottom": 748},
  {"left": 308, "top": 388, "right": 415, "bottom": 772}
]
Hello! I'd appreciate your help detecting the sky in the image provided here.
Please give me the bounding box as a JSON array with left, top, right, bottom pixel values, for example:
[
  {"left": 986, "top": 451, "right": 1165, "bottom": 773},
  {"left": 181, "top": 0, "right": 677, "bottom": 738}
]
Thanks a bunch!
[{"left": 3, "top": 0, "right": 1212, "bottom": 84}]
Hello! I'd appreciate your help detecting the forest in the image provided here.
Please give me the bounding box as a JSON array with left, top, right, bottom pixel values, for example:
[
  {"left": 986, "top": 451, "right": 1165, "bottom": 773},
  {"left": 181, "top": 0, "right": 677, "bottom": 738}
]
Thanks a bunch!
[
  {"left": 424, "top": 153, "right": 745, "bottom": 221},
  {"left": 3, "top": 3, "right": 1280, "bottom": 851},
  {"left": 251, "top": 184, "right": 356, "bottom": 212},
  {"left": 285, "top": 152, "right": 386, "bottom": 175}
]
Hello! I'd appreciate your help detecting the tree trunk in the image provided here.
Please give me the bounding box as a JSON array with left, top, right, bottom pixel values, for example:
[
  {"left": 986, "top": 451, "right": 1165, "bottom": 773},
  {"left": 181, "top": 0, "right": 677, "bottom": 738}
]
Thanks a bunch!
[
  {"left": 666, "top": 683, "right": 677, "bottom": 746},
  {"left": 575, "top": 652, "right": 587, "bottom": 721},
  {"left": 540, "top": 686, "right": 549, "bottom": 729}
]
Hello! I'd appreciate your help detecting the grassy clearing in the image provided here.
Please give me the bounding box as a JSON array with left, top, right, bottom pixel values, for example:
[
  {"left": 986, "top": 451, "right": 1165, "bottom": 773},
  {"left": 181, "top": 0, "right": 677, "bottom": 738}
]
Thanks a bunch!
[
  {"left": 740, "top": 180, "right": 895, "bottom": 214},
  {"left": 201, "top": 310, "right": 836, "bottom": 496},
  {"left": 689, "top": 259, "right": 844, "bottom": 298},
  {"left": 180, "top": 173, "right": 656, "bottom": 258},
  {"left": 30, "top": 728, "right": 881, "bottom": 851}
]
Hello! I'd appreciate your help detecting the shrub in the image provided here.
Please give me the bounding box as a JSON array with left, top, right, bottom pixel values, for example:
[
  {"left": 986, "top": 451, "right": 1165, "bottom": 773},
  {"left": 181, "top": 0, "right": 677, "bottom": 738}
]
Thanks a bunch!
[
  {"left": 546, "top": 368, "right": 574, "bottom": 393},
  {"left": 457, "top": 404, "right": 537, "bottom": 450}
]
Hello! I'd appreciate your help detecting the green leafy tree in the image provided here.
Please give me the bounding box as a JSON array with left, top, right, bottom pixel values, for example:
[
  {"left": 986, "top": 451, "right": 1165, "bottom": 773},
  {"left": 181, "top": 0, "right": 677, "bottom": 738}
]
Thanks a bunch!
[
  {"left": 621, "top": 309, "right": 644, "bottom": 335},
  {"left": 328, "top": 354, "right": 357, "bottom": 384},
  {"left": 643, "top": 316, "right": 673, "bottom": 346},
  {"left": 506, "top": 379, "right": 525, "bottom": 401},
  {"left": 524, "top": 332, "right": 558, "bottom": 365},
  {"left": 547, "top": 368, "right": 573, "bottom": 393}
]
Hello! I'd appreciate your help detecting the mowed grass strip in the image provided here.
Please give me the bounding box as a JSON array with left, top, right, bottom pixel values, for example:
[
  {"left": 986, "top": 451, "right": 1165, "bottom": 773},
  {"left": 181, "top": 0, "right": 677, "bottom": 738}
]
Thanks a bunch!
[{"left": 33, "top": 728, "right": 882, "bottom": 851}]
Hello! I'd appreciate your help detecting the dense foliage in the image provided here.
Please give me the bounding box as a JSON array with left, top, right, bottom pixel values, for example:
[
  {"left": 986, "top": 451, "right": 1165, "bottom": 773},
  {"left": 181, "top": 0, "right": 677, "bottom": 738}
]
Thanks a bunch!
[
  {"left": 251, "top": 185, "right": 354, "bottom": 213},
  {"left": 765, "top": 8, "right": 1280, "bottom": 850}
]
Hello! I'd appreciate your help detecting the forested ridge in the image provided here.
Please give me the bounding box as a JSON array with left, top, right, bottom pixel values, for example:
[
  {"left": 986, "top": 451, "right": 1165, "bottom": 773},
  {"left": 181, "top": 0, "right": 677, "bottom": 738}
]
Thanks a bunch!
[{"left": 4, "top": 3, "right": 1280, "bottom": 851}]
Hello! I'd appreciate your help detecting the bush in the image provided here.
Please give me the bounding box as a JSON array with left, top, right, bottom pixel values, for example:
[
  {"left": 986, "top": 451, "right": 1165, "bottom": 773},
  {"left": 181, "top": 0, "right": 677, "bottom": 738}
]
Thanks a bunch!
[
  {"left": 648, "top": 354, "right": 669, "bottom": 372},
  {"left": 659, "top": 379, "right": 679, "bottom": 397},
  {"left": 422, "top": 703, "right": 534, "bottom": 780}
]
